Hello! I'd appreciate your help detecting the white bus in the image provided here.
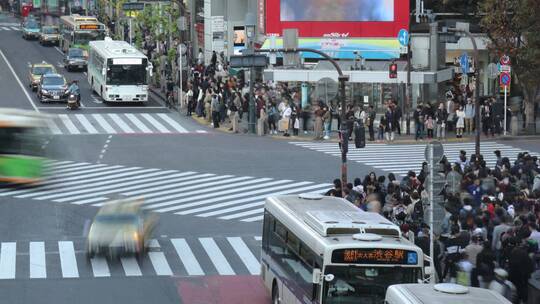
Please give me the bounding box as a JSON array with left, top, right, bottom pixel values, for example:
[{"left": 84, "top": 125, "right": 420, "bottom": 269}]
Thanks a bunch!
[
  {"left": 385, "top": 283, "right": 511, "bottom": 304},
  {"left": 87, "top": 38, "right": 152, "bottom": 103},
  {"left": 261, "top": 194, "right": 425, "bottom": 304}
]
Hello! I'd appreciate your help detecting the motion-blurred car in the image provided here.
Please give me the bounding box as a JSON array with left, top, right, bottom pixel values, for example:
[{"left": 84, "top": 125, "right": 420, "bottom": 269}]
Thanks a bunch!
[
  {"left": 63, "top": 48, "right": 87, "bottom": 71},
  {"left": 86, "top": 199, "right": 158, "bottom": 260},
  {"left": 37, "top": 73, "right": 69, "bottom": 103},
  {"left": 22, "top": 19, "right": 40, "bottom": 40},
  {"left": 39, "top": 26, "right": 60, "bottom": 46},
  {"left": 28, "top": 62, "right": 57, "bottom": 91}
]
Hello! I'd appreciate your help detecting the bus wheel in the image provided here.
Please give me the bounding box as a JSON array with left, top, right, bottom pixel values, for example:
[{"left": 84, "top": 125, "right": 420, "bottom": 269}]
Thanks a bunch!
[{"left": 272, "top": 282, "right": 280, "bottom": 304}]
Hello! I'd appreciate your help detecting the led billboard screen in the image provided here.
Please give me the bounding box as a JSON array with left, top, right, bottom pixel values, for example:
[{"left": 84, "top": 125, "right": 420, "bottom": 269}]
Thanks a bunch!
[{"left": 280, "top": 0, "right": 394, "bottom": 22}]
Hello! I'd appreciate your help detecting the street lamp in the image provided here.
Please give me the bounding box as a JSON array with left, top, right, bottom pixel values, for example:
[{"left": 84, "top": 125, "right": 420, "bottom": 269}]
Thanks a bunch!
[{"left": 245, "top": 12, "right": 256, "bottom": 134}]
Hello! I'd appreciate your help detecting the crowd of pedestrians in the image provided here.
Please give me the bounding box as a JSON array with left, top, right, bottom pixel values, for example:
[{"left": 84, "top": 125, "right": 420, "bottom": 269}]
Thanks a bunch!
[{"left": 326, "top": 150, "right": 540, "bottom": 303}]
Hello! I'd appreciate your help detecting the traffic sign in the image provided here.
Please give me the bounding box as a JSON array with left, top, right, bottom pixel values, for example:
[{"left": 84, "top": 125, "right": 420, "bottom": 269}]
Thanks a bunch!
[
  {"left": 460, "top": 52, "right": 469, "bottom": 74},
  {"left": 500, "top": 54, "right": 511, "bottom": 65},
  {"left": 500, "top": 72, "right": 511, "bottom": 86},
  {"left": 424, "top": 141, "right": 444, "bottom": 162},
  {"left": 398, "top": 29, "right": 409, "bottom": 46},
  {"left": 122, "top": 2, "right": 144, "bottom": 11}
]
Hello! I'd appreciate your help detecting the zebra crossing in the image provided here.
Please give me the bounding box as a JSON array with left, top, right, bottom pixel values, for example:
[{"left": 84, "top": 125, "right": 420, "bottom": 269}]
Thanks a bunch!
[
  {"left": 0, "top": 236, "right": 262, "bottom": 280},
  {"left": 0, "top": 160, "right": 332, "bottom": 222},
  {"left": 45, "top": 113, "right": 207, "bottom": 135},
  {"left": 0, "top": 23, "right": 20, "bottom": 31},
  {"left": 290, "top": 141, "right": 540, "bottom": 176}
]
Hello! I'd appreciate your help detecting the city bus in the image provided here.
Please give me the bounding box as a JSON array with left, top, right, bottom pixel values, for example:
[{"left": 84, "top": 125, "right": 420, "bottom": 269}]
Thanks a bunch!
[
  {"left": 261, "top": 194, "right": 425, "bottom": 304},
  {"left": 385, "top": 283, "right": 511, "bottom": 304},
  {"left": 59, "top": 14, "right": 106, "bottom": 52},
  {"left": 87, "top": 38, "right": 152, "bottom": 103},
  {"left": 0, "top": 108, "right": 49, "bottom": 185}
]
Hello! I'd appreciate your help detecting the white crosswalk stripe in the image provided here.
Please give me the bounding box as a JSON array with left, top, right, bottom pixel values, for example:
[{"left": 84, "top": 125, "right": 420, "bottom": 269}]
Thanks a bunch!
[
  {"left": 0, "top": 236, "right": 262, "bottom": 280},
  {"left": 44, "top": 113, "right": 201, "bottom": 135},
  {"left": 2, "top": 161, "right": 331, "bottom": 222},
  {"left": 290, "top": 141, "right": 540, "bottom": 176}
]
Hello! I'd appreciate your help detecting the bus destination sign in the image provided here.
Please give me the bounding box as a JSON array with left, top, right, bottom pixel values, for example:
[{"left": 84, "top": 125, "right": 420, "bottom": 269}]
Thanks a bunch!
[
  {"left": 332, "top": 248, "right": 418, "bottom": 265},
  {"left": 79, "top": 24, "right": 100, "bottom": 30}
]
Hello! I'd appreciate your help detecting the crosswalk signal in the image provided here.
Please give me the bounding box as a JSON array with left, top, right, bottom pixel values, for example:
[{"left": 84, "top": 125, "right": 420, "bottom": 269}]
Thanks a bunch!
[
  {"left": 354, "top": 122, "right": 365, "bottom": 148},
  {"left": 389, "top": 62, "right": 398, "bottom": 79}
]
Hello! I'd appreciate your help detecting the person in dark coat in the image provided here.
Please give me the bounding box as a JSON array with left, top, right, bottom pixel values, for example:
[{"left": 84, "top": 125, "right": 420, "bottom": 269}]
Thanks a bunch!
[
  {"left": 508, "top": 233, "right": 534, "bottom": 304},
  {"left": 393, "top": 100, "right": 402, "bottom": 135}
]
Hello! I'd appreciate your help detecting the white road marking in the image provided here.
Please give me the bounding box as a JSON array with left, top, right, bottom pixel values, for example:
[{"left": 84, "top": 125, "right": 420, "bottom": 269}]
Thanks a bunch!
[
  {"left": 58, "top": 114, "right": 80, "bottom": 134},
  {"left": 157, "top": 114, "right": 187, "bottom": 133},
  {"left": 171, "top": 238, "right": 204, "bottom": 276},
  {"left": 29, "top": 242, "right": 47, "bottom": 279},
  {"left": 0, "top": 49, "right": 39, "bottom": 112},
  {"left": 227, "top": 237, "right": 260, "bottom": 275},
  {"left": 120, "top": 257, "right": 142, "bottom": 276},
  {"left": 0, "top": 242, "right": 16, "bottom": 279},
  {"left": 148, "top": 251, "right": 173, "bottom": 276},
  {"left": 125, "top": 114, "right": 152, "bottom": 133},
  {"left": 199, "top": 238, "right": 235, "bottom": 275},
  {"left": 58, "top": 241, "right": 79, "bottom": 278},
  {"left": 108, "top": 114, "right": 134, "bottom": 133},
  {"left": 1, "top": 26, "right": 10, "bottom": 30},
  {"left": 92, "top": 114, "right": 116, "bottom": 133},
  {"left": 46, "top": 119, "right": 62, "bottom": 134},
  {"left": 90, "top": 257, "right": 111, "bottom": 277},
  {"left": 141, "top": 113, "right": 170, "bottom": 133},
  {"left": 75, "top": 114, "right": 98, "bottom": 134},
  {"left": 54, "top": 46, "right": 63, "bottom": 55}
]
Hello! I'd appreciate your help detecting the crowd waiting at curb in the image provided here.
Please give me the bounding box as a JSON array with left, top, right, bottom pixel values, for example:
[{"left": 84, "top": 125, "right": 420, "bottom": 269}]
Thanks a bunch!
[{"left": 324, "top": 150, "right": 540, "bottom": 303}]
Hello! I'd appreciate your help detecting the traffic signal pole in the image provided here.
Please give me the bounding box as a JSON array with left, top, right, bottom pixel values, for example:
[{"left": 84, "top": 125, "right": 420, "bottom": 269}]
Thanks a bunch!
[{"left": 254, "top": 47, "right": 350, "bottom": 196}]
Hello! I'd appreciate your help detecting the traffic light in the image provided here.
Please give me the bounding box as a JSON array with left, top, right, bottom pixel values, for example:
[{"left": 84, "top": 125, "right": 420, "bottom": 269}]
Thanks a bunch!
[
  {"left": 389, "top": 62, "right": 398, "bottom": 79},
  {"left": 354, "top": 122, "right": 366, "bottom": 148}
]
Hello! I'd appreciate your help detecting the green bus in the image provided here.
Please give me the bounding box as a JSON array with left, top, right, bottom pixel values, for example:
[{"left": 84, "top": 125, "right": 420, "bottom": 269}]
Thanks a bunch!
[
  {"left": 59, "top": 14, "right": 106, "bottom": 53},
  {"left": 0, "top": 108, "right": 49, "bottom": 185}
]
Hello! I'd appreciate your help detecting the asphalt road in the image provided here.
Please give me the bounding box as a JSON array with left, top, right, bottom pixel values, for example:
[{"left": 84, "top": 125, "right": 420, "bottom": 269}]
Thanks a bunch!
[{"left": 2, "top": 11, "right": 540, "bottom": 304}]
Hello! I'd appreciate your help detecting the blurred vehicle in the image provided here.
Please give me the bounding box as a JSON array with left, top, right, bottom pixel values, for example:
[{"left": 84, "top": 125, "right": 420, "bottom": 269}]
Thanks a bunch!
[
  {"left": 66, "top": 93, "right": 80, "bottom": 110},
  {"left": 0, "top": 108, "right": 48, "bottom": 185},
  {"left": 39, "top": 26, "right": 60, "bottom": 46},
  {"left": 385, "top": 283, "right": 511, "bottom": 304},
  {"left": 86, "top": 199, "right": 158, "bottom": 260},
  {"left": 28, "top": 62, "right": 56, "bottom": 91},
  {"left": 63, "top": 48, "right": 87, "bottom": 71},
  {"left": 37, "top": 73, "right": 69, "bottom": 103},
  {"left": 22, "top": 19, "right": 40, "bottom": 40}
]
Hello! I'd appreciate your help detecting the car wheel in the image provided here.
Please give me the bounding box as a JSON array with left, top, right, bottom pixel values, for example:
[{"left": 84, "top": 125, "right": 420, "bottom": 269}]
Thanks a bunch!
[{"left": 272, "top": 283, "right": 280, "bottom": 304}]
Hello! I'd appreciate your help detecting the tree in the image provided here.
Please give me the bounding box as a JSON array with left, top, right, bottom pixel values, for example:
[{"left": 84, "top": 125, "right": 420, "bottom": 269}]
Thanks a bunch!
[{"left": 480, "top": 0, "right": 540, "bottom": 132}]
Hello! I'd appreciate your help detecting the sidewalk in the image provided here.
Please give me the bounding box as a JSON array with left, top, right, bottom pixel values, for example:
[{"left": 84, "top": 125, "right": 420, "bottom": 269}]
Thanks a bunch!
[{"left": 150, "top": 86, "right": 539, "bottom": 144}]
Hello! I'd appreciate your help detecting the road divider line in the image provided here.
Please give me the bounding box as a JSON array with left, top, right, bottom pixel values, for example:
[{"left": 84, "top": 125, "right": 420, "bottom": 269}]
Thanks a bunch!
[
  {"left": 0, "top": 49, "right": 39, "bottom": 112},
  {"left": 29, "top": 242, "right": 47, "bottom": 279}
]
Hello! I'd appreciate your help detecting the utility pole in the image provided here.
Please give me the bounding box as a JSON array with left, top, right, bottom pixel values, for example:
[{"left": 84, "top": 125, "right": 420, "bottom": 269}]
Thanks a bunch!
[{"left": 245, "top": 13, "right": 256, "bottom": 134}]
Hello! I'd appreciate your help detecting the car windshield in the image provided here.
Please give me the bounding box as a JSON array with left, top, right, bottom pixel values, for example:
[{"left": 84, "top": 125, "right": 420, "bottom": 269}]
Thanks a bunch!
[
  {"left": 25, "top": 21, "right": 39, "bottom": 29},
  {"left": 323, "top": 266, "right": 420, "bottom": 304},
  {"left": 107, "top": 64, "right": 147, "bottom": 85},
  {"left": 32, "top": 66, "right": 54, "bottom": 75},
  {"left": 42, "top": 76, "right": 65, "bottom": 86},
  {"left": 42, "top": 27, "right": 58, "bottom": 34},
  {"left": 68, "top": 49, "right": 84, "bottom": 58}
]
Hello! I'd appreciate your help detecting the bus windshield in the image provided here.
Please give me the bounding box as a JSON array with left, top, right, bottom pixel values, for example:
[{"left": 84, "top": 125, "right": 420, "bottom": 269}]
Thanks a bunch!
[
  {"left": 74, "top": 31, "right": 105, "bottom": 45},
  {"left": 323, "top": 266, "right": 420, "bottom": 304},
  {"left": 42, "top": 27, "right": 58, "bottom": 34},
  {"left": 107, "top": 64, "right": 147, "bottom": 85}
]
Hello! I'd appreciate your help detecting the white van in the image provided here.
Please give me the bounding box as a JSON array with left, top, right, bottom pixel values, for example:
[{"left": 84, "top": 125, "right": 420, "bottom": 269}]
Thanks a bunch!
[{"left": 385, "top": 283, "right": 511, "bottom": 304}]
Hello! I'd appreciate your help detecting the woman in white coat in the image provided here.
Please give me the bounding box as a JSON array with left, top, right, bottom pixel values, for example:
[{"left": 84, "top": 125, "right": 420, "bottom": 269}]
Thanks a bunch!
[{"left": 455, "top": 105, "right": 466, "bottom": 138}]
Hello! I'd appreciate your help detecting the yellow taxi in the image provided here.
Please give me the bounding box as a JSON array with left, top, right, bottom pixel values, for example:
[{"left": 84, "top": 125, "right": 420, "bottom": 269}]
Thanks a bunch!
[
  {"left": 86, "top": 198, "right": 158, "bottom": 260},
  {"left": 28, "top": 62, "right": 57, "bottom": 91}
]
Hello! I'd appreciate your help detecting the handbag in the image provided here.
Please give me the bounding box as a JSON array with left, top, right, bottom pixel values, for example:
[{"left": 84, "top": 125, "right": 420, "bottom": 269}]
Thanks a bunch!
[{"left": 279, "top": 119, "right": 290, "bottom": 131}]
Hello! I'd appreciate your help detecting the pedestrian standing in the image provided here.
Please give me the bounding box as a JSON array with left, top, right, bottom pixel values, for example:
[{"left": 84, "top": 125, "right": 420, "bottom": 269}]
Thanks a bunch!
[
  {"left": 323, "top": 106, "right": 331, "bottom": 140},
  {"left": 267, "top": 101, "right": 279, "bottom": 134},
  {"left": 435, "top": 102, "right": 448, "bottom": 140},
  {"left": 413, "top": 105, "right": 424, "bottom": 140},
  {"left": 465, "top": 98, "right": 475, "bottom": 134},
  {"left": 230, "top": 92, "right": 241, "bottom": 133},
  {"left": 204, "top": 89, "right": 213, "bottom": 122},
  {"left": 291, "top": 102, "right": 299, "bottom": 136},
  {"left": 393, "top": 100, "right": 402, "bottom": 135},
  {"left": 211, "top": 93, "right": 220, "bottom": 128},
  {"left": 313, "top": 104, "right": 324, "bottom": 140},
  {"left": 186, "top": 85, "right": 194, "bottom": 116},
  {"left": 426, "top": 115, "right": 434, "bottom": 139},
  {"left": 367, "top": 105, "right": 375, "bottom": 141},
  {"left": 281, "top": 101, "right": 292, "bottom": 137},
  {"left": 378, "top": 113, "right": 387, "bottom": 142},
  {"left": 482, "top": 101, "right": 494, "bottom": 137},
  {"left": 384, "top": 105, "right": 396, "bottom": 142},
  {"left": 456, "top": 105, "right": 466, "bottom": 138}
]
